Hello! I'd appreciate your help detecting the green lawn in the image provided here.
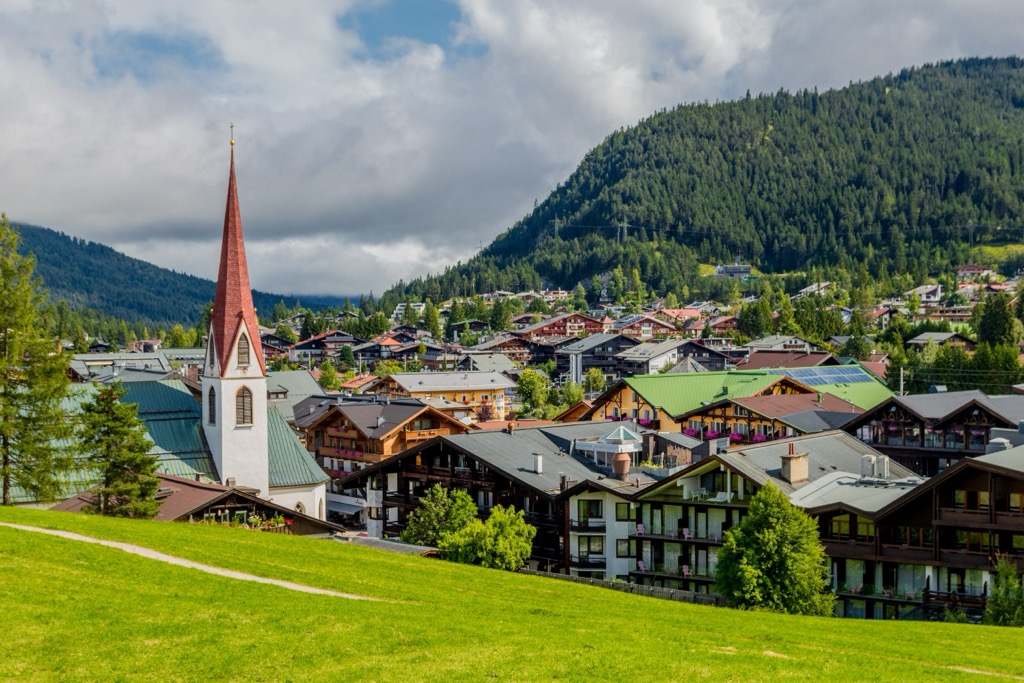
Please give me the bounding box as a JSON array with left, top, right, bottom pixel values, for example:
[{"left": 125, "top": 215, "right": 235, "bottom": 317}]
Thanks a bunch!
[{"left": 1, "top": 506, "right": 1021, "bottom": 682}]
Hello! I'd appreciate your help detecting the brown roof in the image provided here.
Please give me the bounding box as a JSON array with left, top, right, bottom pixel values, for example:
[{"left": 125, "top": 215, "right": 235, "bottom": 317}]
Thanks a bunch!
[
  {"left": 52, "top": 473, "right": 238, "bottom": 521},
  {"left": 732, "top": 392, "right": 861, "bottom": 418},
  {"left": 733, "top": 350, "right": 837, "bottom": 370}
]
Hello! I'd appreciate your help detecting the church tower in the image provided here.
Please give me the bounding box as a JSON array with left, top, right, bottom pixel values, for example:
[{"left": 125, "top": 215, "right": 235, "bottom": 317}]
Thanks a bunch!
[{"left": 202, "top": 137, "right": 269, "bottom": 496}]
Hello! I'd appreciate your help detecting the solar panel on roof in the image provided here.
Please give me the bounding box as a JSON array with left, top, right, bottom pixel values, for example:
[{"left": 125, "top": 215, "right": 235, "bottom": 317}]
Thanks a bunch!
[{"left": 770, "top": 366, "right": 874, "bottom": 385}]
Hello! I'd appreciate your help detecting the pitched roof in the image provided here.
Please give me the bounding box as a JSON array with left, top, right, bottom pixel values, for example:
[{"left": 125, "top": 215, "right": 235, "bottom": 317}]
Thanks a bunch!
[
  {"left": 734, "top": 350, "right": 837, "bottom": 369},
  {"left": 389, "top": 371, "right": 515, "bottom": 393},
  {"left": 267, "top": 406, "right": 329, "bottom": 488},
  {"left": 556, "top": 333, "right": 631, "bottom": 354},
  {"left": 716, "top": 431, "right": 916, "bottom": 495},
  {"left": 210, "top": 146, "right": 266, "bottom": 377},
  {"left": 621, "top": 371, "right": 786, "bottom": 416}
]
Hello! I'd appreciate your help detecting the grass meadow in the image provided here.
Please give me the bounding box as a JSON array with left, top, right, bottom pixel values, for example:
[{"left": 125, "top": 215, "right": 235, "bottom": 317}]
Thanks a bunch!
[{"left": 1, "top": 505, "right": 1022, "bottom": 682}]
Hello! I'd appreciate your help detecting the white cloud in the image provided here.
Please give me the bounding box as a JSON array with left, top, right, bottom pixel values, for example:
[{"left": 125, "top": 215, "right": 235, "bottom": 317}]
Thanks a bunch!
[{"left": 1, "top": 1, "right": 1021, "bottom": 295}]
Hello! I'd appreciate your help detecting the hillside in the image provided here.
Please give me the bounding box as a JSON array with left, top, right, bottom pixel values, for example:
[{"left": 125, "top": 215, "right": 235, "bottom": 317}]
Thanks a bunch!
[
  {"left": 387, "top": 57, "right": 1024, "bottom": 306},
  {"left": 14, "top": 222, "right": 346, "bottom": 326},
  {"left": 2, "top": 506, "right": 1022, "bottom": 681}
]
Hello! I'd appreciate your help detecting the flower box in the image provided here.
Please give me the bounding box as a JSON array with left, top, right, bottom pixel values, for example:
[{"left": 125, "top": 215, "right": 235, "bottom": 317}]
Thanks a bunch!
[
  {"left": 704, "top": 430, "right": 720, "bottom": 439},
  {"left": 728, "top": 433, "right": 744, "bottom": 442},
  {"left": 751, "top": 434, "right": 768, "bottom": 443}
]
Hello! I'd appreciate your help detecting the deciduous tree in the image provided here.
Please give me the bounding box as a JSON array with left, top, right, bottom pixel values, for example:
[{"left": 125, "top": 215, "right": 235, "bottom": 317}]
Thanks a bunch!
[
  {"left": 714, "top": 483, "right": 834, "bottom": 616},
  {"left": 439, "top": 504, "right": 536, "bottom": 571},
  {"left": 400, "top": 483, "right": 477, "bottom": 547}
]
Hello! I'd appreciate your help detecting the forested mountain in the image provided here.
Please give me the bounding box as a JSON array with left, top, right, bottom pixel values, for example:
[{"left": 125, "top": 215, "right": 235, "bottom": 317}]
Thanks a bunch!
[
  {"left": 14, "top": 222, "right": 345, "bottom": 327},
  {"left": 385, "top": 57, "right": 1024, "bottom": 307}
]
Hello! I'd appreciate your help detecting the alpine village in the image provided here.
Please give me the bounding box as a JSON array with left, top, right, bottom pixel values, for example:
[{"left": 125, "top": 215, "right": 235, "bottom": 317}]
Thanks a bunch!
[{"left": 13, "top": 56, "right": 1024, "bottom": 679}]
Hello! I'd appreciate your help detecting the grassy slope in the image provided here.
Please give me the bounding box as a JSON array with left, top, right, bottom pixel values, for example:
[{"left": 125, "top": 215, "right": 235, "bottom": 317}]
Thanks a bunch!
[{"left": 1, "top": 506, "right": 1020, "bottom": 682}]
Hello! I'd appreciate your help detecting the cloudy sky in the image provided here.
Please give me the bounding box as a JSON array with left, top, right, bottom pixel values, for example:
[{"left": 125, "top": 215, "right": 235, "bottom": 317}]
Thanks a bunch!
[{"left": 2, "top": 1, "right": 1022, "bottom": 297}]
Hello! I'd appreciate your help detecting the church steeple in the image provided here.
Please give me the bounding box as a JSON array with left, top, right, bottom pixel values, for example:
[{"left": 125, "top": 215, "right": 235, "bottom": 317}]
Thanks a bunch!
[{"left": 210, "top": 140, "right": 265, "bottom": 377}]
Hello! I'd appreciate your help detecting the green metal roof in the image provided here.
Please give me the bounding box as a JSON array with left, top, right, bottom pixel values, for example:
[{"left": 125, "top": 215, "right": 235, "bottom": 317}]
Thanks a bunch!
[
  {"left": 625, "top": 366, "right": 893, "bottom": 417},
  {"left": 625, "top": 371, "right": 782, "bottom": 416},
  {"left": 267, "top": 406, "right": 329, "bottom": 488},
  {"left": 122, "top": 380, "right": 219, "bottom": 482}
]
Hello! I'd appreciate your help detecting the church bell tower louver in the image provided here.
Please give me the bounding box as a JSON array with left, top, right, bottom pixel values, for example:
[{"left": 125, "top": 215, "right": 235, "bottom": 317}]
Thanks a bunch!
[{"left": 201, "top": 134, "right": 269, "bottom": 495}]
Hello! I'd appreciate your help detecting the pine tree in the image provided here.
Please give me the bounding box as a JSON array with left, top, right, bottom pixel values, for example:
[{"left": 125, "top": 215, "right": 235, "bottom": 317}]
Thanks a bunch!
[
  {"left": 0, "top": 215, "right": 77, "bottom": 505},
  {"left": 77, "top": 381, "right": 159, "bottom": 518}
]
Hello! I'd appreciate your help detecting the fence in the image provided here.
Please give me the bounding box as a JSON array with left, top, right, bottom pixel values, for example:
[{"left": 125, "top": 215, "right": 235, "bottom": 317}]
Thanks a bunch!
[{"left": 519, "top": 569, "right": 726, "bottom": 607}]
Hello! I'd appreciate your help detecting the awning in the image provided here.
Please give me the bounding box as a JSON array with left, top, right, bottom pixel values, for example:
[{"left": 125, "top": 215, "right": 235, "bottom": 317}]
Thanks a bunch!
[{"left": 327, "top": 501, "right": 363, "bottom": 515}]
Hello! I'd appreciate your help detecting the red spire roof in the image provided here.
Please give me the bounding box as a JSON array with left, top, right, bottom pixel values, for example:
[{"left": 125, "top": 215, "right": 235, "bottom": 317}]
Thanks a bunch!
[{"left": 210, "top": 146, "right": 266, "bottom": 377}]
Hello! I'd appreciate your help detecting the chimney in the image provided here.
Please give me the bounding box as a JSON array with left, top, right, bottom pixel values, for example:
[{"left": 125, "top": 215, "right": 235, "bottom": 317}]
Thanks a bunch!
[
  {"left": 612, "top": 452, "right": 631, "bottom": 481},
  {"left": 226, "top": 477, "right": 236, "bottom": 487},
  {"left": 508, "top": 422, "right": 516, "bottom": 435},
  {"left": 780, "top": 442, "right": 808, "bottom": 485},
  {"left": 534, "top": 453, "right": 543, "bottom": 474},
  {"left": 376, "top": 416, "right": 386, "bottom": 428},
  {"left": 861, "top": 454, "right": 877, "bottom": 478},
  {"left": 559, "top": 472, "right": 567, "bottom": 491}
]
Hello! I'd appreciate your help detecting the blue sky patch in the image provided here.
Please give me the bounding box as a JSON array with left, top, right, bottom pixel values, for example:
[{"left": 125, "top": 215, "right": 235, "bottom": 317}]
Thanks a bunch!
[
  {"left": 93, "top": 29, "right": 224, "bottom": 83},
  {"left": 339, "top": 0, "right": 481, "bottom": 60}
]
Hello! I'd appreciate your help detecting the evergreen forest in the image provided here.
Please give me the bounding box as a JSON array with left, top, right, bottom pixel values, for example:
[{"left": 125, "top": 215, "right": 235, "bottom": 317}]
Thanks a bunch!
[{"left": 384, "top": 57, "right": 1024, "bottom": 307}]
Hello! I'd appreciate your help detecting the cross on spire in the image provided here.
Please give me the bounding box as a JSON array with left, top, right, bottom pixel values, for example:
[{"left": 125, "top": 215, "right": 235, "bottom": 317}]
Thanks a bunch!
[{"left": 230, "top": 122, "right": 234, "bottom": 146}]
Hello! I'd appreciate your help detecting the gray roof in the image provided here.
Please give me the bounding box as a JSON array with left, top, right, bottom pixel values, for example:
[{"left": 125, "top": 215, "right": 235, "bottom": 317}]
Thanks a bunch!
[
  {"left": 788, "top": 471, "right": 924, "bottom": 513},
  {"left": 907, "top": 332, "right": 973, "bottom": 345},
  {"left": 69, "top": 352, "right": 173, "bottom": 379},
  {"left": 896, "top": 390, "right": 1024, "bottom": 424},
  {"left": 656, "top": 432, "right": 703, "bottom": 450},
  {"left": 717, "top": 431, "right": 916, "bottom": 495},
  {"left": 615, "top": 338, "right": 689, "bottom": 361},
  {"left": 442, "top": 421, "right": 647, "bottom": 495},
  {"left": 460, "top": 353, "right": 517, "bottom": 373},
  {"left": 782, "top": 409, "right": 864, "bottom": 433},
  {"left": 555, "top": 333, "right": 627, "bottom": 354},
  {"left": 973, "top": 446, "right": 1024, "bottom": 475},
  {"left": 334, "top": 402, "right": 429, "bottom": 439},
  {"left": 266, "top": 369, "right": 325, "bottom": 422},
  {"left": 390, "top": 371, "right": 515, "bottom": 393}
]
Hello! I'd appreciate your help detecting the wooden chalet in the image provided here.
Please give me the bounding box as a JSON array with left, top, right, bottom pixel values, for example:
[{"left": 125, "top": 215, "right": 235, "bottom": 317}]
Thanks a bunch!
[
  {"left": 611, "top": 314, "right": 678, "bottom": 340},
  {"left": 294, "top": 397, "right": 471, "bottom": 475},
  {"left": 675, "top": 392, "right": 863, "bottom": 445},
  {"left": 338, "top": 422, "right": 651, "bottom": 572},
  {"left": 516, "top": 312, "right": 605, "bottom": 341},
  {"left": 626, "top": 432, "right": 915, "bottom": 595},
  {"left": 806, "top": 447, "right": 1024, "bottom": 620},
  {"left": 842, "top": 390, "right": 1024, "bottom": 476}
]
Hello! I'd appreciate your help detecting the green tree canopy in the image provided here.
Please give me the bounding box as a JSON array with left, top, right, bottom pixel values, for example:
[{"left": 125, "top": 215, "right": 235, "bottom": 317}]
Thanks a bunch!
[
  {"left": 400, "top": 483, "right": 477, "bottom": 547},
  {"left": 714, "top": 483, "right": 835, "bottom": 616},
  {"left": 516, "top": 368, "right": 549, "bottom": 417},
  {"left": 0, "top": 215, "right": 77, "bottom": 505},
  {"left": 77, "top": 381, "right": 159, "bottom": 518},
  {"left": 319, "top": 359, "right": 340, "bottom": 391},
  {"left": 985, "top": 555, "right": 1024, "bottom": 627},
  {"left": 438, "top": 504, "right": 537, "bottom": 571}
]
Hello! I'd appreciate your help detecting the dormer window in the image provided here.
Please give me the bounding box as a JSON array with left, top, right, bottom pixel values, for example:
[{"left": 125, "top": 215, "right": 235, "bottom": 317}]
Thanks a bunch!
[{"left": 237, "top": 334, "right": 251, "bottom": 366}]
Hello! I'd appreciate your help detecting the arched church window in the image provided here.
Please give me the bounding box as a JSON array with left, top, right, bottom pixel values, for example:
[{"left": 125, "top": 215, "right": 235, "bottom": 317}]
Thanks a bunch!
[
  {"left": 236, "top": 386, "right": 253, "bottom": 426},
  {"left": 237, "top": 334, "right": 250, "bottom": 367},
  {"left": 208, "top": 387, "right": 217, "bottom": 425}
]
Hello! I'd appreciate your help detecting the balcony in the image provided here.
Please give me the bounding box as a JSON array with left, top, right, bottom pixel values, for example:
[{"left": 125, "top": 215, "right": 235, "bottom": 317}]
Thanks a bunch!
[
  {"left": 570, "top": 555, "right": 607, "bottom": 569},
  {"left": 318, "top": 446, "right": 386, "bottom": 464},
  {"left": 935, "top": 507, "right": 990, "bottom": 526},
  {"left": 879, "top": 544, "right": 933, "bottom": 563},
  {"left": 822, "top": 539, "right": 876, "bottom": 560},
  {"left": 630, "top": 528, "right": 725, "bottom": 544},
  {"left": 405, "top": 428, "right": 444, "bottom": 442},
  {"left": 632, "top": 563, "right": 714, "bottom": 582},
  {"left": 938, "top": 548, "right": 992, "bottom": 569},
  {"left": 570, "top": 518, "right": 607, "bottom": 532},
  {"left": 327, "top": 426, "right": 359, "bottom": 439}
]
